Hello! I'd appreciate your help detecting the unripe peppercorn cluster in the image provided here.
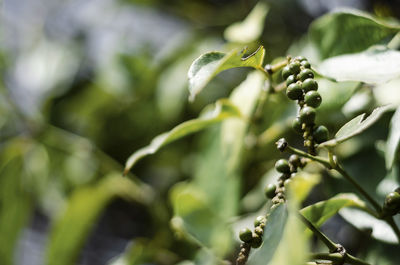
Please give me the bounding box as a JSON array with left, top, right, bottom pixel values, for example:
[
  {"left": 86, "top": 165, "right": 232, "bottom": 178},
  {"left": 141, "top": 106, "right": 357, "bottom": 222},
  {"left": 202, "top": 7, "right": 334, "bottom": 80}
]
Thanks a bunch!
[
  {"left": 382, "top": 188, "right": 400, "bottom": 217},
  {"left": 282, "top": 56, "right": 329, "bottom": 153}
]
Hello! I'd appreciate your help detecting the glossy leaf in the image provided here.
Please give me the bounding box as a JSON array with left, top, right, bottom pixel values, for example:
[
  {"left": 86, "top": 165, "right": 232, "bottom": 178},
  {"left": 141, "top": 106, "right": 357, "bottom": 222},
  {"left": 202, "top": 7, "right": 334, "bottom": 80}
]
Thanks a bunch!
[
  {"left": 320, "top": 105, "right": 393, "bottom": 147},
  {"left": 124, "top": 99, "right": 241, "bottom": 174},
  {"left": 46, "top": 174, "right": 154, "bottom": 265},
  {"left": 247, "top": 204, "right": 289, "bottom": 265},
  {"left": 300, "top": 193, "right": 373, "bottom": 228},
  {"left": 310, "top": 9, "right": 400, "bottom": 59},
  {"left": 224, "top": 2, "right": 269, "bottom": 43},
  {"left": 188, "top": 46, "right": 265, "bottom": 100},
  {"left": 385, "top": 106, "right": 400, "bottom": 169},
  {"left": 317, "top": 46, "right": 400, "bottom": 84},
  {"left": 340, "top": 208, "right": 398, "bottom": 244}
]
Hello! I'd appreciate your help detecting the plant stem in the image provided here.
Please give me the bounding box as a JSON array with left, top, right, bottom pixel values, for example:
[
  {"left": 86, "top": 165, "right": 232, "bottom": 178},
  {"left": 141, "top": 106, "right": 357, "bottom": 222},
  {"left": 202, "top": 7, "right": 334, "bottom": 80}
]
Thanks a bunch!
[
  {"left": 286, "top": 145, "right": 331, "bottom": 168},
  {"left": 298, "top": 214, "right": 338, "bottom": 252},
  {"left": 334, "top": 163, "right": 382, "bottom": 213},
  {"left": 386, "top": 216, "right": 400, "bottom": 244},
  {"left": 309, "top": 253, "right": 343, "bottom": 263}
]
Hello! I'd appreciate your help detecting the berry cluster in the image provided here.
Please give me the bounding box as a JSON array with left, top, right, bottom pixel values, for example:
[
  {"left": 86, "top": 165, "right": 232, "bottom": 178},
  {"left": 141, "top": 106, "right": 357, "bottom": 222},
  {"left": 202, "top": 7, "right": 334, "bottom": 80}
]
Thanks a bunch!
[
  {"left": 282, "top": 56, "right": 328, "bottom": 153},
  {"left": 382, "top": 188, "right": 400, "bottom": 217},
  {"left": 236, "top": 154, "right": 307, "bottom": 265}
]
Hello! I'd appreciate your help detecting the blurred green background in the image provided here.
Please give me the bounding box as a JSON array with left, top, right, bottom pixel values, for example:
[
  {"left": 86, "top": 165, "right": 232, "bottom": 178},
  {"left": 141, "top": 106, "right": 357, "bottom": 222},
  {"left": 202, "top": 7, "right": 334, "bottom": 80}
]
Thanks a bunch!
[{"left": 1, "top": 0, "right": 400, "bottom": 265}]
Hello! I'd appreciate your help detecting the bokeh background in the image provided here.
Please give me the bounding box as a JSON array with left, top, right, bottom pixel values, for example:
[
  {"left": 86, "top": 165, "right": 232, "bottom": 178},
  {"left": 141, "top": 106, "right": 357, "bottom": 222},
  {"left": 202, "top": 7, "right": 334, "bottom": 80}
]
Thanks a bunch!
[{"left": 1, "top": 0, "right": 400, "bottom": 265}]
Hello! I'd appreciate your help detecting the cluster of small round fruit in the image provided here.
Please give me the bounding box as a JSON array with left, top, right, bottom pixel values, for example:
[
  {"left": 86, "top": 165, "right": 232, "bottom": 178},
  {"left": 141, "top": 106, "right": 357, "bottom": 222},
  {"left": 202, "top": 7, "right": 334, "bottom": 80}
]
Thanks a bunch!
[
  {"left": 282, "top": 56, "right": 328, "bottom": 152},
  {"left": 236, "top": 154, "right": 307, "bottom": 265},
  {"left": 382, "top": 188, "right": 400, "bottom": 217}
]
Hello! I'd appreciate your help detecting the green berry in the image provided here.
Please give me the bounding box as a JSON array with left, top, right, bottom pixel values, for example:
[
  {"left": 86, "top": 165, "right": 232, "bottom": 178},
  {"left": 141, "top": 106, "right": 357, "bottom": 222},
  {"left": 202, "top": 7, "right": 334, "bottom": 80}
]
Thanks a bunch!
[
  {"left": 292, "top": 117, "right": 303, "bottom": 134},
  {"left": 302, "top": 78, "right": 318, "bottom": 92},
  {"left": 275, "top": 159, "right": 291, "bottom": 173},
  {"left": 300, "top": 60, "right": 311, "bottom": 68},
  {"left": 295, "top": 56, "right": 306, "bottom": 61},
  {"left": 288, "top": 61, "right": 301, "bottom": 75},
  {"left": 265, "top": 183, "right": 277, "bottom": 199},
  {"left": 313, "top": 125, "right": 329, "bottom": 143},
  {"left": 299, "top": 106, "right": 316, "bottom": 125},
  {"left": 239, "top": 228, "right": 253, "bottom": 242},
  {"left": 289, "top": 154, "right": 301, "bottom": 168},
  {"left": 304, "top": 91, "right": 322, "bottom": 108},
  {"left": 254, "top": 216, "right": 266, "bottom": 227},
  {"left": 282, "top": 66, "right": 292, "bottom": 80},
  {"left": 298, "top": 69, "right": 314, "bottom": 81},
  {"left": 286, "top": 82, "right": 303, "bottom": 100},
  {"left": 251, "top": 234, "right": 262, "bottom": 248},
  {"left": 286, "top": 75, "right": 296, "bottom": 86},
  {"left": 254, "top": 227, "right": 264, "bottom": 236},
  {"left": 384, "top": 192, "right": 400, "bottom": 210}
]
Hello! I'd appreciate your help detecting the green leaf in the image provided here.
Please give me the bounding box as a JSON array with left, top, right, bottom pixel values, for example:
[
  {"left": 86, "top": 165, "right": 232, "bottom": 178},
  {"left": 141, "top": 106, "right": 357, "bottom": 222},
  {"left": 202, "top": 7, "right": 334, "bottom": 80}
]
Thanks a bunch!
[
  {"left": 188, "top": 46, "right": 265, "bottom": 101},
  {"left": 124, "top": 99, "right": 241, "bottom": 174},
  {"left": 340, "top": 208, "right": 398, "bottom": 244},
  {"left": 300, "top": 193, "right": 373, "bottom": 228},
  {"left": 385, "top": 106, "right": 400, "bottom": 169},
  {"left": 317, "top": 46, "right": 400, "bottom": 84},
  {"left": 320, "top": 105, "right": 393, "bottom": 147},
  {"left": 224, "top": 2, "right": 269, "bottom": 43},
  {"left": 247, "top": 204, "right": 289, "bottom": 265},
  {"left": 170, "top": 183, "right": 232, "bottom": 257},
  {"left": 310, "top": 9, "right": 400, "bottom": 59},
  {"left": 46, "top": 174, "right": 154, "bottom": 265}
]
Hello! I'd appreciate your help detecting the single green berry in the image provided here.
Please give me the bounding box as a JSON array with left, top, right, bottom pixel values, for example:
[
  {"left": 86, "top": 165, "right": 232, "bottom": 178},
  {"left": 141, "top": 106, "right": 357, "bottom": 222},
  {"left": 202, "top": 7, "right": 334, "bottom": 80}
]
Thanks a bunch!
[
  {"left": 299, "top": 106, "right": 316, "bottom": 125},
  {"left": 292, "top": 117, "right": 303, "bottom": 134},
  {"left": 275, "top": 159, "right": 291, "bottom": 173},
  {"left": 300, "top": 60, "right": 311, "bottom": 68},
  {"left": 304, "top": 90, "right": 322, "bottom": 108},
  {"left": 251, "top": 234, "right": 262, "bottom": 248},
  {"left": 254, "top": 216, "right": 266, "bottom": 227},
  {"left": 286, "top": 75, "right": 296, "bottom": 86},
  {"left": 264, "top": 183, "right": 277, "bottom": 199},
  {"left": 313, "top": 125, "right": 329, "bottom": 144},
  {"left": 302, "top": 78, "right": 318, "bottom": 92},
  {"left": 384, "top": 192, "right": 400, "bottom": 210},
  {"left": 288, "top": 61, "right": 301, "bottom": 75},
  {"left": 295, "top": 56, "right": 306, "bottom": 61},
  {"left": 298, "top": 69, "right": 314, "bottom": 81},
  {"left": 286, "top": 82, "right": 303, "bottom": 100},
  {"left": 282, "top": 66, "right": 292, "bottom": 80},
  {"left": 289, "top": 154, "right": 301, "bottom": 168},
  {"left": 254, "top": 226, "right": 264, "bottom": 236},
  {"left": 239, "top": 228, "right": 253, "bottom": 242}
]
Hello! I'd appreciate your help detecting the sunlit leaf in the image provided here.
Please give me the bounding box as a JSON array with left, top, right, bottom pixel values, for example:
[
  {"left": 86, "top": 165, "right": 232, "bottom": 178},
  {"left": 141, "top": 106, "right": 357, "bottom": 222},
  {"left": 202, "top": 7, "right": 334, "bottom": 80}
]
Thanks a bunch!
[
  {"left": 46, "top": 174, "right": 154, "bottom": 265},
  {"left": 317, "top": 46, "right": 400, "bottom": 84},
  {"left": 300, "top": 193, "right": 373, "bottom": 228},
  {"left": 385, "top": 107, "right": 400, "bottom": 169},
  {"left": 224, "top": 2, "right": 269, "bottom": 43},
  {"left": 188, "top": 46, "right": 265, "bottom": 100},
  {"left": 320, "top": 105, "right": 393, "bottom": 147},
  {"left": 340, "top": 208, "right": 398, "bottom": 244},
  {"left": 124, "top": 99, "right": 242, "bottom": 174},
  {"left": 170, "top": 182, "right": 232, "bottom": 257},
  {"left": 310, "top": 9, "right": 400, "bottom": 59},
  {"left": 247, "top": 204, "right": 288, "bottom": 265}
]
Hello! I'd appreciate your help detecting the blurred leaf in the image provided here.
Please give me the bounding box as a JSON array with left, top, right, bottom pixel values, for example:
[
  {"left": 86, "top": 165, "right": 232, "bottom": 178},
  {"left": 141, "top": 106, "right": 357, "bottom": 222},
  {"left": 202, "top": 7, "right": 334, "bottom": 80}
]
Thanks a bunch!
[
  {"left": 124, "top": 99, "right": 241, "bottom": 174},
  {"left": 310, "top": 9, "right": 399, "bottom": 59},
  {"left": 0, "top": 139, "right": 33, "bottom": 265},
  {"left": 170, "top": 183, "right": 232, "bottom": 257},
  {"left": 224, "top": 2, "right": 269, "bottom": 43},
  {"left": 317, "top": 79, "right": 359, "bottom": 113},
  {"left": 321, "top": 105, "right": 393, "bottom": 147},
  {"left": 288, "top": 172, "right": 321, "bottom": 203},
  {"left": 188, "top": 46, "right": 265, "bottom": 100},
  {"left": 247, "top": 204, "right": 288, "bottom": 265},
  {"left": 373, "top": 78, "right": 400, "bottom": 106},
  {"left": 340, "top": 208, "right": 398, "bottom": 244},
  {"left": 46, "top": 174, "right": 154, "bottom": 265},
  {"left": 385, "top": 106, "right": 400, "bottom": 169},
  {"left": 317, "top": 46, "right": 400, "bottom": 84},
  {"left": 300, "top": 193, "right": 373, "bottom": 228}
]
